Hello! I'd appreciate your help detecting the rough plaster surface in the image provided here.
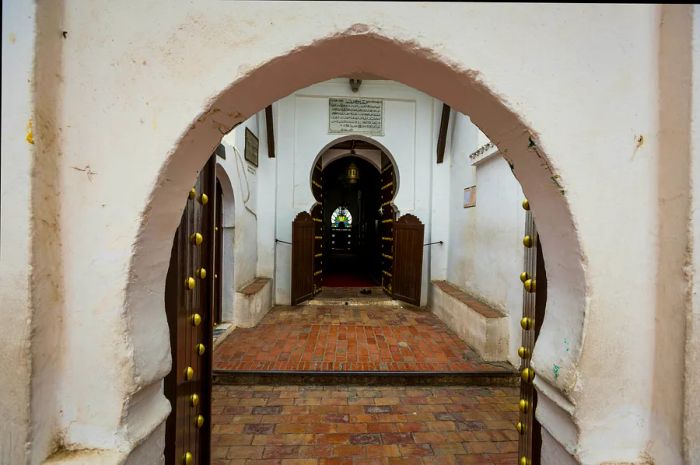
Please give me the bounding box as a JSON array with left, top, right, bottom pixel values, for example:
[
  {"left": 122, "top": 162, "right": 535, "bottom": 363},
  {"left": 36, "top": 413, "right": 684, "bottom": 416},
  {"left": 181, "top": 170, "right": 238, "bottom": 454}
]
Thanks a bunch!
[
  {"left": 3, "top": 3, "right": 695, "bottom": 465},
  {"left": 429, "top": 282, "right": 509, "bottom": 361},
  {"left": 1, "top": 2, "right": 35, "bottom": 464},
  {"left": 233, "top": 278, "right": 273, "bottom": 328},
  {"left": 684, "top": 5, "right": 700, "bottom": 465}
]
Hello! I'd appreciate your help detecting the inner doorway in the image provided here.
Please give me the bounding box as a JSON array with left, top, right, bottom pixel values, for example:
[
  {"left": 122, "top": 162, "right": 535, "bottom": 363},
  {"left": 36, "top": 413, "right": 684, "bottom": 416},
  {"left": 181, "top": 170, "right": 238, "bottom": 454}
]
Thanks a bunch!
[
  {"left": 323, "top": 155, "right": 381, "bottom": 287},
  {"left": 307, "top": 138, "right": 405, "bottom": 298}
]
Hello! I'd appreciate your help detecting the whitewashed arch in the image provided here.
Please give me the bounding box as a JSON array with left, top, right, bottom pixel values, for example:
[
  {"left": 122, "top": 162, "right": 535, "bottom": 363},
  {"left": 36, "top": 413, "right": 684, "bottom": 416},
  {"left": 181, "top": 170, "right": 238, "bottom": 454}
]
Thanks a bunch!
[
  {"left": 42, "top": 6, "right": 666, "bottom": 462},
  {"left": 123, "top": 31, "right": 586, "bottom": 459}
]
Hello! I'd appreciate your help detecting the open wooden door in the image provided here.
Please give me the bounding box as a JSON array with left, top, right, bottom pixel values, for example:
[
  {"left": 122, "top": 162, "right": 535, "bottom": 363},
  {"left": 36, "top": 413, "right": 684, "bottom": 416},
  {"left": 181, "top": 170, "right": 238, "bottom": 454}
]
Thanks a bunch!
[
  {"left": 213, "top": 179, "right": 223, "bottom": 326},
  {"left": 164, "top": 154, "right": 215, "bottom": 465},
  {"left": 310, "top": 203, "right": 324, "bottom": 294},
  {"left": 291, "top": 211, "right": 315, "bottom": 305},
  {"left": 380, "top": 153, "right": 397, "bottom": 296},
  {"left": 517, "top": 203, "right": 547, "bottom": 465},
  {"left": 380, "top": 204, "right": 397, "bottom": 296},
  {"left": 392, "top": 214, "right": 424, "bottom": 306}
]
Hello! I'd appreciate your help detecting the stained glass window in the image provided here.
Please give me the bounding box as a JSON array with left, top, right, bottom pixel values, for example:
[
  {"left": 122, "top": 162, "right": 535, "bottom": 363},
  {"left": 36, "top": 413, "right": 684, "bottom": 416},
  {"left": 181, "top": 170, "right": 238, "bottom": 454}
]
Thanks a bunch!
[{"left": 331, "top": 206, "right": 352, "bottom": 229}]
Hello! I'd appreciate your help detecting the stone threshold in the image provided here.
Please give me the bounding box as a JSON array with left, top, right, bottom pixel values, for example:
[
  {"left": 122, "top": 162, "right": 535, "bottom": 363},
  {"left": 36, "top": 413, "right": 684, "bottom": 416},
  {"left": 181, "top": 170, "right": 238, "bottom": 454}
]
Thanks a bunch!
[{"left": 212, "top": 369, "right": 518, "bottom": 387}]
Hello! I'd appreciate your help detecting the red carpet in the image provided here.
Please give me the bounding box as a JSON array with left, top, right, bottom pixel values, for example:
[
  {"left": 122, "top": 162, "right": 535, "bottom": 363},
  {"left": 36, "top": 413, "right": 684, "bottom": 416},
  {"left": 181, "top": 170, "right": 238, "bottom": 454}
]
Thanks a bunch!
[{"left": 323, "top": 271, "right": 377, "bottom": 287}]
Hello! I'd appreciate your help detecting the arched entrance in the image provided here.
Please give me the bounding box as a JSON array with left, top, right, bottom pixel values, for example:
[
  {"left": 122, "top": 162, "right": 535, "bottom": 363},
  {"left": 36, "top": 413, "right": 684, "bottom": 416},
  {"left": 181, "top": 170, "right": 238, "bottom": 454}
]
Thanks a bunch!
[
  {"left": 117, "top": 31, "right": 586, "bottom": 465},
  {"left": 308, "top": 138, "right": 400, "bottom": 291},
  {"left": 214, "top": 160, "right": 236, "bottom": 326}
]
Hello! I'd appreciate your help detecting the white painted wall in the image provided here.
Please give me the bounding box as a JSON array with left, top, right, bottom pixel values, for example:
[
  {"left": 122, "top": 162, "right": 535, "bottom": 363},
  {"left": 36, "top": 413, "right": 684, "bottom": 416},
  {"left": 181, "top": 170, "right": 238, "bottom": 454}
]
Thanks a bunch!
[
  {"left": 2, "top": 3, "right": 696, "bottom": 465},
  {"left": 217, "top": 112, "right": 272, "bottom": 325},
  {"left": 273, "top": 79, "right": 439, "bottom": 306},
  {"left": 1, "top": 2, "right": 35, "bottom": 464},
  {"left": 214, "top": 162, "right": 236, "bottom": 323},
  {"left": 443, "top": 114, "right": 525, "bottom": 366}
]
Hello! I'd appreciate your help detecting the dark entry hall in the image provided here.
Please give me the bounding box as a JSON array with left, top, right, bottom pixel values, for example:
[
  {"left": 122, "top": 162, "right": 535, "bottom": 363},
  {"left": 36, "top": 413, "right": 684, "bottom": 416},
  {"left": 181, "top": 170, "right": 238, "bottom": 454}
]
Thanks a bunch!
[{"left": 322, "top": 154, "right": 382, "bottom": 287}]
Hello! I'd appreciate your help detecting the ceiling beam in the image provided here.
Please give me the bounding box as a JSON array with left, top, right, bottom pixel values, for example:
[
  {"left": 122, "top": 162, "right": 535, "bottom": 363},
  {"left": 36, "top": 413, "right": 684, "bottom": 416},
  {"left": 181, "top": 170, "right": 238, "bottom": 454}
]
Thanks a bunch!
[
  {"left": 265, "top": 105, "right": 275, "bottom": 158},
  {"left": 436, "top": 103, "right": 450, "bottom": 164}
]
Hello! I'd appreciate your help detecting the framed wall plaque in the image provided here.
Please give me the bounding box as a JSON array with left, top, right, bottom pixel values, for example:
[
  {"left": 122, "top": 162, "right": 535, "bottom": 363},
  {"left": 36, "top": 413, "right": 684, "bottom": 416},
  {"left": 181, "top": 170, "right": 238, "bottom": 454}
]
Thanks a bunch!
[
  {"left": 244, "top": 127, "right": 259, "bottom": 167},
  {"left": 464, "top": 186, "right": 477, "bottom": 208},
  {"left": 329, "top": 97, "right": 384, "bottom": 135}
]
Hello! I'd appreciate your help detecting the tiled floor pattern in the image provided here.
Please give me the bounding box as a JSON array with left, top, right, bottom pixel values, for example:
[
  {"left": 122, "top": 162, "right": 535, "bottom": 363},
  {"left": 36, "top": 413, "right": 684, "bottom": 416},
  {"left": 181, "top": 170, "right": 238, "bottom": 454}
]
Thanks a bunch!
[
  {"left": 211, "top": 384, "right": 519, "bottom": 465},
  {"left": 213, "top": 305, "right": 512, "bottom": 372}
]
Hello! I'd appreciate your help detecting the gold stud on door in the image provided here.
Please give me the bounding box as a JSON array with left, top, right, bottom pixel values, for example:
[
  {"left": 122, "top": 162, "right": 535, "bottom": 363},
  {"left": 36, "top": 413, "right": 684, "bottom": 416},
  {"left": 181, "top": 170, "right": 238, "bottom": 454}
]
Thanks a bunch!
[{"left": 190, "top": 232, "right": 203, "bottom": 245}]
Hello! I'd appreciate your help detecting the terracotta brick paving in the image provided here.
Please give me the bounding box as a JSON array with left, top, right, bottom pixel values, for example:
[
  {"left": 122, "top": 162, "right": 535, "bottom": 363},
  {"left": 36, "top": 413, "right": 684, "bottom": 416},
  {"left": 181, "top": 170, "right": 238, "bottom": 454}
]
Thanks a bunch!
[
  {"left": 214, "top": 306, "right": 512, "bottom": 373},
  {"left": 211, "top": 384, "right": 519, "bottom": 465}
]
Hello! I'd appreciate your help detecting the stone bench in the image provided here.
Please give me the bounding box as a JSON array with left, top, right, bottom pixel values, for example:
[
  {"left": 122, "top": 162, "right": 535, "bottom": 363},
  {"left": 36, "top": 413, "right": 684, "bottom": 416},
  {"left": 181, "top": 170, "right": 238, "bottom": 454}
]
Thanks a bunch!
[
  {"left": 234, "top": 277, "right": 273, "bottom": 328},
  {"left": 429, "top": 280, "right": 509, "bottom": 362}
]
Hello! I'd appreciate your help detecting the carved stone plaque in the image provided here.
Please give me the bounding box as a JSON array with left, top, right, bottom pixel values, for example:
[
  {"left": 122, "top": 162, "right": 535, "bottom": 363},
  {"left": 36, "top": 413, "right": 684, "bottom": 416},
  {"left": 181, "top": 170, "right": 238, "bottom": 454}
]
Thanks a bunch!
[{"left": 329, "top": 97, "right": 383, "bottom": 135}]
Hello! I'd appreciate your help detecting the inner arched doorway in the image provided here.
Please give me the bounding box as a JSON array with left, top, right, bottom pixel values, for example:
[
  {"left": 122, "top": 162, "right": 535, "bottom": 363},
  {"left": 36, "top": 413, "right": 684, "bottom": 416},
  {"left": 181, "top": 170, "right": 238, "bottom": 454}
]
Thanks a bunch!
[{"left": 312, "top": 139, "right": 398, "bottom": 289}]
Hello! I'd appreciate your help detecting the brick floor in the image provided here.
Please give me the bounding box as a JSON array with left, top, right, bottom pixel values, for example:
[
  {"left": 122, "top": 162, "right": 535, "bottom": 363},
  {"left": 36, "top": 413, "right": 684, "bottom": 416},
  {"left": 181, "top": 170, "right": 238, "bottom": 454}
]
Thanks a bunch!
[
  {"left": 211, "top": 384, "right": 519, "bottom": 465},
  {"left": 213, "top": 305, "right": 512, "bottom": 372}
]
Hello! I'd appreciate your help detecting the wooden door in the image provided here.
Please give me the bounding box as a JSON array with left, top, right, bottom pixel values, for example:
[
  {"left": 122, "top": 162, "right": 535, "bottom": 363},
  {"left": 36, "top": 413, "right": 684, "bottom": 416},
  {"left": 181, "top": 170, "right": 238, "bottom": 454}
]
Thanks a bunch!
[
  {"left": 214, "top": 179, "right": 223, "bottom": 325},
  {"left": 380, "top": 204, "right": 397, "bottom": 296},
  {"left": 379, "top": 154, "right": 397, "bottom": 296},
  {"left": 392, "top": 214, "right": 424, "bottom": 305},
  {"left": 517, "top": 204, "right": 547, "bottom": 465},
  {"left": 310, "top": 203, "right": 324, "bottom": 294},
  {"left": 291, "top": 211, "right": 315, "bottom": 305},
  {"left": 164, "top": 155, "right": 216, "bottom": 465}
]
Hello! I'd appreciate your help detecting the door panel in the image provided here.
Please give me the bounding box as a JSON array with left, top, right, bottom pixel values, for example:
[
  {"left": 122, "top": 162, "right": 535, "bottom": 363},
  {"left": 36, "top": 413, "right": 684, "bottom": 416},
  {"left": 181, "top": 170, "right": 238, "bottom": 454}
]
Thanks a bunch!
[
  {"left": 214, "top": 180, "right": 223, "bottom": 325},
  {"left": 291, "top": 211, "right": 315, "bottom": 305},
  {"left": 380, "top": 204, "right": 397, "bottom": 296},
  {"left": 379, "top": 153, "right": 397, "bottom": 296},
  {"left": 392, "top": 214, "right": 424, "bottom": 306},
  {"left": 165, "top": 155, "right": 216, "bottom": 465},
  {"left": 310, "top": 203, "right": 324, "bottom": 294},
  {"left": 517, "top": 206, "right": 546, "bottom": 465}
]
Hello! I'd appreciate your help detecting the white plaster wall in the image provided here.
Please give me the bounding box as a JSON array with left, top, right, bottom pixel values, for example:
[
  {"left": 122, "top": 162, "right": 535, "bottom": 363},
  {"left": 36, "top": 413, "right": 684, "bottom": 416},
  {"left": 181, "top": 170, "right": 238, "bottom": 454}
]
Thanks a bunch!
[
  {"left": 4, "top": 3, "right": 692, "bottom": 465},
  {"left": 220, "top": 114, "right": 264, "bottom": 294},
  {"left": 273, "top": 79, "right": 436, "bottom": 306},
  {"left": 257, "top": 105, "right": 278, "bottom": 281},
  {"left": 1, "top": 2, "right": 35, "bottom": 464},
  {"left": 445, "top": 115, "right": 525, "bottom": 367},
  {"left": 215, "top": 162, "right": 237, "bottom": 323},
  {"left": 685, "top": 8, "right": 700, "bottom": 464},
  {"left": 445, "top": 115, "right": 478, "bottom": 291},
  {"left": 429, "top": 101, "right": 452, "bottom": 281}
]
